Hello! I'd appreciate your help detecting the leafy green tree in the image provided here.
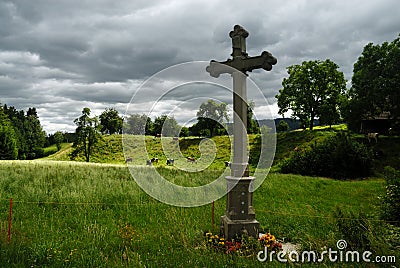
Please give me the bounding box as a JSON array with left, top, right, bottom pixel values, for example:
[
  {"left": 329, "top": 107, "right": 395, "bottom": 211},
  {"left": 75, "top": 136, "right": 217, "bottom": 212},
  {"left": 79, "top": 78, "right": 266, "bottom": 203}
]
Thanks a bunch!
[
  {"left": 276, "top": 120, "right": 289, "bottom": 132},
  {"left": 71, "top": 108, "right": 100, "bottom": 162},
  {"left": 54, "top": 131, "right": 64, "bottom": 151},
  {"left": 2, "top": 105, "right": 46, "bottom": 159},
  {"left": 3, "top": 105, "right": 27, "bottom": 158},
  {"left": 319, "top": 99, "right": 341, "bottom": 128},
  {"left": 0, "top": 106, "right": 18, "bottom": 159},
  {"left": 346, "top": 35, "right": 400, "bottom": 131},
  {"left": 145, "top": 116, "right": 154, "bottom": 135},
  {"left": 260, "top": 125, "right": 272, "bottom": 136},
  {"left": 247, "top": 100, "right": 260, "bottom": 134},
  {"left": 195, "top": 100, "right": 229, "bottom": 137},
  {"left": 125, "top": 114, "right": 148, "bottom": 135},
  {"left": 179, "top": 126, "right": 189, "bottom": 137},
  {"left": 162, "top": 116, "right": 180, "bottom": 137},
  {"left": 276, "top": 59, "right": 346, "bottom": 130},
  {"left": 153, "top": 115, "right": 181, "bottom": 137},
  {"left": 25, "top": 108, "right": 46, "bottom": 158},
  {"left": 99, "top": 108, "right": 123, "bottom": 134}
]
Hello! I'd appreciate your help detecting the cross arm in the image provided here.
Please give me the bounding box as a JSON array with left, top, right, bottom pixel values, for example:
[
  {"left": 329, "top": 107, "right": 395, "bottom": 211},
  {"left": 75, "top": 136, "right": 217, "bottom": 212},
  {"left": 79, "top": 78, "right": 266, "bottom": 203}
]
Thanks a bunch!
[{"left": 206, "top": 51, "right": 277, "bottom": 78}]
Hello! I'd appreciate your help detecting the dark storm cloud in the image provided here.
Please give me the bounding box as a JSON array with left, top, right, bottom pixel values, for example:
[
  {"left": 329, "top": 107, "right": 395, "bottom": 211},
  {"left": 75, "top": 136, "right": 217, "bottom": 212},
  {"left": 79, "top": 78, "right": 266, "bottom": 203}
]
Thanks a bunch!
[{"left": 0, "top": 0, "right": 399, "bottom": 133}]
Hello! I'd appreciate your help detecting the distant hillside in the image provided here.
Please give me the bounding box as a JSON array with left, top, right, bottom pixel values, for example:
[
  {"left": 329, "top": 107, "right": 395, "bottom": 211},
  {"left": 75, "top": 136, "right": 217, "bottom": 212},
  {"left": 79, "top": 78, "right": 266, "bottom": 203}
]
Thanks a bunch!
[
  {"left": 42, "top": 127, "right": 400, "bottom": 175},
  {"left": 43, "top": 135, "right": 124, "bottom": 164},
  {"left": 258, "top": 118, "right": 320, "bottom": 131}
]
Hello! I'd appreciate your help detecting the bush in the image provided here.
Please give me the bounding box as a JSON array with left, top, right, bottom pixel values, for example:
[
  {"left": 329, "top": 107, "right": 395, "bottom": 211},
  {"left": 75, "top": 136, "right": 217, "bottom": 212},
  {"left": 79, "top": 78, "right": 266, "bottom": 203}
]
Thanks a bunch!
[
  {"left": 280, "top": 132, "right": 373, "bottom": 179},
  {"left": 381, "top": 167, "right": 400, "bottom": 225}
]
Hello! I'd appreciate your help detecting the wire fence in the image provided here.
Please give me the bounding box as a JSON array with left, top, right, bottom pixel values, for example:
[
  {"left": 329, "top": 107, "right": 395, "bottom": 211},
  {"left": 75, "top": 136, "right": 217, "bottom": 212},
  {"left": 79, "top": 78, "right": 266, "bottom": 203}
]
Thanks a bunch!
[{"left": 2, "top": 197, "right": 399, "bottom": 224}]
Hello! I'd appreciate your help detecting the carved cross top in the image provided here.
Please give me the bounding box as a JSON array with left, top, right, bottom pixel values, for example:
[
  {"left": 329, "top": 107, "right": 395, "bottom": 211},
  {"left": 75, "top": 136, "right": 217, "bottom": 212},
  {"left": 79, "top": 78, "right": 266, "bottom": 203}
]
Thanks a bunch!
[{"left": 206, "top": 25, "right": 277, "bottom": 77}]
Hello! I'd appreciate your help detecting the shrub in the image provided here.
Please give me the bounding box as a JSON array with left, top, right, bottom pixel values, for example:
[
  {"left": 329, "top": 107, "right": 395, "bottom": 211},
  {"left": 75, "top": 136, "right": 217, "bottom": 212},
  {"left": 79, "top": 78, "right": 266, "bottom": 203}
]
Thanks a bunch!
[
  {"left": 280, "top": 132, "right": 373, "bottom": 179},
  {"left": 381, "top": 167, "right": 400, "bottom": 225}
]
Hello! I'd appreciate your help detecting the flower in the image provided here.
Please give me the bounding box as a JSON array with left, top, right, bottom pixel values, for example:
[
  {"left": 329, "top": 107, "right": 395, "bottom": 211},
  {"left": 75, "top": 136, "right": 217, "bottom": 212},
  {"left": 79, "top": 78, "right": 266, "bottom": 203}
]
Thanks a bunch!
[
  {"left": 258, "top": 232, "right": 283, "bottom": 251},
  {"left": 204, "top": 231, "right": 282, "bottom": 256}
]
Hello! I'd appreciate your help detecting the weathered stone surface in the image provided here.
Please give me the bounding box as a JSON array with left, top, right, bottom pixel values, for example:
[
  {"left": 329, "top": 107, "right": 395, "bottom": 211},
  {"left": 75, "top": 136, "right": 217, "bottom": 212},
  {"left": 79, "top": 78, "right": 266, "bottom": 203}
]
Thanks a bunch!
[{"left": 207, "top": 25, "right": 276, "bottom": 240}]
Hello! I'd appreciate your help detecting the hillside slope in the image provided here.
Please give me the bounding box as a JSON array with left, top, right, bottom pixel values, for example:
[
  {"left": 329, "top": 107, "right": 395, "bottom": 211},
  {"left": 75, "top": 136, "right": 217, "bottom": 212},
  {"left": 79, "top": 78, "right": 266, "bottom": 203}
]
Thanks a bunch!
[{"left": 42, "top": 128, "right": 400, "bottom": 174}]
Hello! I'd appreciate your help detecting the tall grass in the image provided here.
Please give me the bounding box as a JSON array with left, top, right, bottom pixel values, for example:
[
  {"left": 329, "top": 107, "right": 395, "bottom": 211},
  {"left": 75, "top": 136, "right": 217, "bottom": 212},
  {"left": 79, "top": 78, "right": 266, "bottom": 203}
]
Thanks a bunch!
[{"left": 0, "top": 161, "right": 397, "bottom": 267}]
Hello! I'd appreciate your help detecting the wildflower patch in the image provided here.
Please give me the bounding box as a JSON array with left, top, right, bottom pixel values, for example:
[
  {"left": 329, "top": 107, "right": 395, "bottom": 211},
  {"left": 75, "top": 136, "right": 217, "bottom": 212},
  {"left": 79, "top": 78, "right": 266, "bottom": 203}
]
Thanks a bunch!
[{"left": 204, "top": 231, "right": 282, "bottom": 257}]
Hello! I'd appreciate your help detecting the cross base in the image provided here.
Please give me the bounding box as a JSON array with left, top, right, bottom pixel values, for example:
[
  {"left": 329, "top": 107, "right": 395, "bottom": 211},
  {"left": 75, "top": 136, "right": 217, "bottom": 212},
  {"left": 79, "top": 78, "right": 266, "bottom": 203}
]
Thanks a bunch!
[
  {"left": 221, "top": 175, "right": 259, "bottom": 240},
  {"left": 221, "top": 216, "right": 259, "bottom": 240}
]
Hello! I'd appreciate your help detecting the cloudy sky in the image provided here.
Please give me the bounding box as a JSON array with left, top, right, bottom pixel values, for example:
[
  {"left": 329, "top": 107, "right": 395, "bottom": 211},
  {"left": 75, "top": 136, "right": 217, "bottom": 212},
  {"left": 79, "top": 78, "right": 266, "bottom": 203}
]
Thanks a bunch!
[{"left": 1, "top": 0, "right": 399, "bottom": 133}]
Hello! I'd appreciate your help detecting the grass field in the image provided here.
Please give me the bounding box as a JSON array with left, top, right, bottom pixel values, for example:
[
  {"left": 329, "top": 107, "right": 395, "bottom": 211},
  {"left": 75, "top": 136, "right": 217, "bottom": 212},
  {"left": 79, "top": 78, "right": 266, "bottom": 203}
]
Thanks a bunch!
[{"left": 1, "top": 160, "right": 398, "bottom": 267}]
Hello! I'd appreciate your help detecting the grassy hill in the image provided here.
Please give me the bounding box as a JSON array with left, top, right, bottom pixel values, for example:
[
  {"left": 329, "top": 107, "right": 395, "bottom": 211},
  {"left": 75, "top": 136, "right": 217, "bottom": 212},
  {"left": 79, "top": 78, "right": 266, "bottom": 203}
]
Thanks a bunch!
[
  {"left": 42, "top": 131, "right": 317, "bottom": 168},
  {"left": 43, "top": 135, "right": 234, "bottom": 169},
  {"left": 42, "top": 126, "right": 400, "bottom": 175},
  {"left": 0, "top": 160, "right": 398, "bottom": 267}
]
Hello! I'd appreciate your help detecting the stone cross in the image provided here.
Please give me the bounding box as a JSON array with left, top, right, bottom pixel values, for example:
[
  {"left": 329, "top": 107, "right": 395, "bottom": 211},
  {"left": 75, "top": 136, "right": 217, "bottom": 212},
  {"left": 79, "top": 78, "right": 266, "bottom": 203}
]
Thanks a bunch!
[{"left": 206, "top": 25, "right": 277, "bottom": 240}]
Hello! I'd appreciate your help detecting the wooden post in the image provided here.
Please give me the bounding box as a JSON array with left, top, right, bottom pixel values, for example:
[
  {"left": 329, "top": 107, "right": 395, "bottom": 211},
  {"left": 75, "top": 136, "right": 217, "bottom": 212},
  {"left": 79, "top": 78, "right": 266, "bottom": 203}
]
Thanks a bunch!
[
  {"left": 8, "top": 198, "right": 13, "bottom": 243},
  {"left": 212, "top": 201, "right": 215, "bottom": 226}
]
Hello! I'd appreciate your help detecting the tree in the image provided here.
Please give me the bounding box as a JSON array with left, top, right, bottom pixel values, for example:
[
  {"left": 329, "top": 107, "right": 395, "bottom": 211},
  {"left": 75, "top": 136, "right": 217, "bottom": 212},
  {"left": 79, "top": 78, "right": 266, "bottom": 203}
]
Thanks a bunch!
[
  {"left": 260, "top": 125, "right": 272, "bottom": 136},
  {"left": 145, "top": 117, "right": 154, "bottom": 135},
  {"left": 180, "top": 126, "right": 189, "bottom": 137},
  {"left": 276, "top": 59, "right": 346, "bottom": 130},
  {"left": 0, "top": 106, "right": 18, "bottom": 159},
  {"left": 99, "top": 108, "right": 123, "bottom": 134},
  {"left": 54, "top": 131, "right": 64, "bottom": 151},
  {"left": 125, "top": 114, "right": 148, "bottom": 135},
  {"left": 153, "top": 115, "right": 180, "bottom": 137},
  {"left": 195, "top": 100, "right": 229, "bottom": 137},
  {"left": 25, "top": 107, "right": 46, "bottom": 158},
  {"left": 2, "top": 104, "right": 46, "bottom": 159},
  {"left": 2, "top": 104, "right": 26, "bottom": 158},
  {"left": 276, "top": 120, "right": 289, "bottom": 132},
  {"left": 346, "top": 35, "right": 400, "bottom": 131},
  {"left": 71, "top": 108, "right": 100, "bottom": 162},
  {"left": 247, "top": 100, "right": 260, "bottom": 134}
]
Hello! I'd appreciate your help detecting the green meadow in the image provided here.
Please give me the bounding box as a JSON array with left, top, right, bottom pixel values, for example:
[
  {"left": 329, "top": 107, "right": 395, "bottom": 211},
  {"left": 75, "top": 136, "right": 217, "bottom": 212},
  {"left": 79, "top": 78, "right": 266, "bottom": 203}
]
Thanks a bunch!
[{"left": 0, "top": 159, "right": 398, "bottom": 267}]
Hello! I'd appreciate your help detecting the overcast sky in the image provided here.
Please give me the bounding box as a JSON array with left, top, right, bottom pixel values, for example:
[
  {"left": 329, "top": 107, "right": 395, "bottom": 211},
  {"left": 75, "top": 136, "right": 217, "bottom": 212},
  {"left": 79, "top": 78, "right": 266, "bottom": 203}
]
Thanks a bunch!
[{"left": 1, "top": 0, "right": 399, "bottom": 133}]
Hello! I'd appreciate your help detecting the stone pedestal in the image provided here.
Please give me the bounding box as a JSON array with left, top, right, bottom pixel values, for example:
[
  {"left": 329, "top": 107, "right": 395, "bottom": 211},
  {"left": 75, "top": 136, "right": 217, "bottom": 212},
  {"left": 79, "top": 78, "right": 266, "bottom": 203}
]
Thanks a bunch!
[{"left": 221, "top": 175, "right": 259, "bottom": 240}]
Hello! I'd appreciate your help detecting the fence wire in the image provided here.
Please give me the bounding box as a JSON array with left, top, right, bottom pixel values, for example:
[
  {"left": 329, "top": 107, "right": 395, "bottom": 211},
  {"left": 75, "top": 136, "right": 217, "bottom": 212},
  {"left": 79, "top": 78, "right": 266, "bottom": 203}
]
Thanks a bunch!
[{"left": 2, "top": 198, "right": 399, "bottom": 224}]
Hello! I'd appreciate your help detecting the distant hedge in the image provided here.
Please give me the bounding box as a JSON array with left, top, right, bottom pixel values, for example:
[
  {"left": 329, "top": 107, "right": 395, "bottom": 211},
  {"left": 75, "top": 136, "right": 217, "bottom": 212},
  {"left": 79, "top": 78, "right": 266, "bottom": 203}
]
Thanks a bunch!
[{"left": 280, "top": 132, "right": 373, "bottom": 179}]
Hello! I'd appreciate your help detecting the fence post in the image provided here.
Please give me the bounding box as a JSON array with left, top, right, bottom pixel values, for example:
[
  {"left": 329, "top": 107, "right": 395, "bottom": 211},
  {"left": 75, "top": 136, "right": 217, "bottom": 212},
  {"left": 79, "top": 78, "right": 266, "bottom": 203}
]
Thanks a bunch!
[
  {"left": 8, "top": 198, "right": 13, "bottom": 243},
  {"left": 212, "top": 201, "right": 215, "bottom": 226}
]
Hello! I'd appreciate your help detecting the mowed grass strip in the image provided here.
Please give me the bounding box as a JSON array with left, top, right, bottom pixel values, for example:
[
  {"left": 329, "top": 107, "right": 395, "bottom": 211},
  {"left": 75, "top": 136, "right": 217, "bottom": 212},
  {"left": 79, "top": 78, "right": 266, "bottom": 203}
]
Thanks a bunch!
[{"left": 0, "top": 161, "right": 393, "bottom": 267}]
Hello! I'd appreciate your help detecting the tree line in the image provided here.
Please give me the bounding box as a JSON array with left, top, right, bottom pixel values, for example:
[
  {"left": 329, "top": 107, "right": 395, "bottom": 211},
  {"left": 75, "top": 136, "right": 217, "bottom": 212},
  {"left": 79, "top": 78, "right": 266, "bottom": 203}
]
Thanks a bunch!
[
  {"left": 0, "top": 105, "right": 46, "bottom": 159},
  {"left": 276, "top": 34, "right": 400, "bottom": 132},
  {"left": 123, "top": 100, "right": 260, "bottom": 137}
]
